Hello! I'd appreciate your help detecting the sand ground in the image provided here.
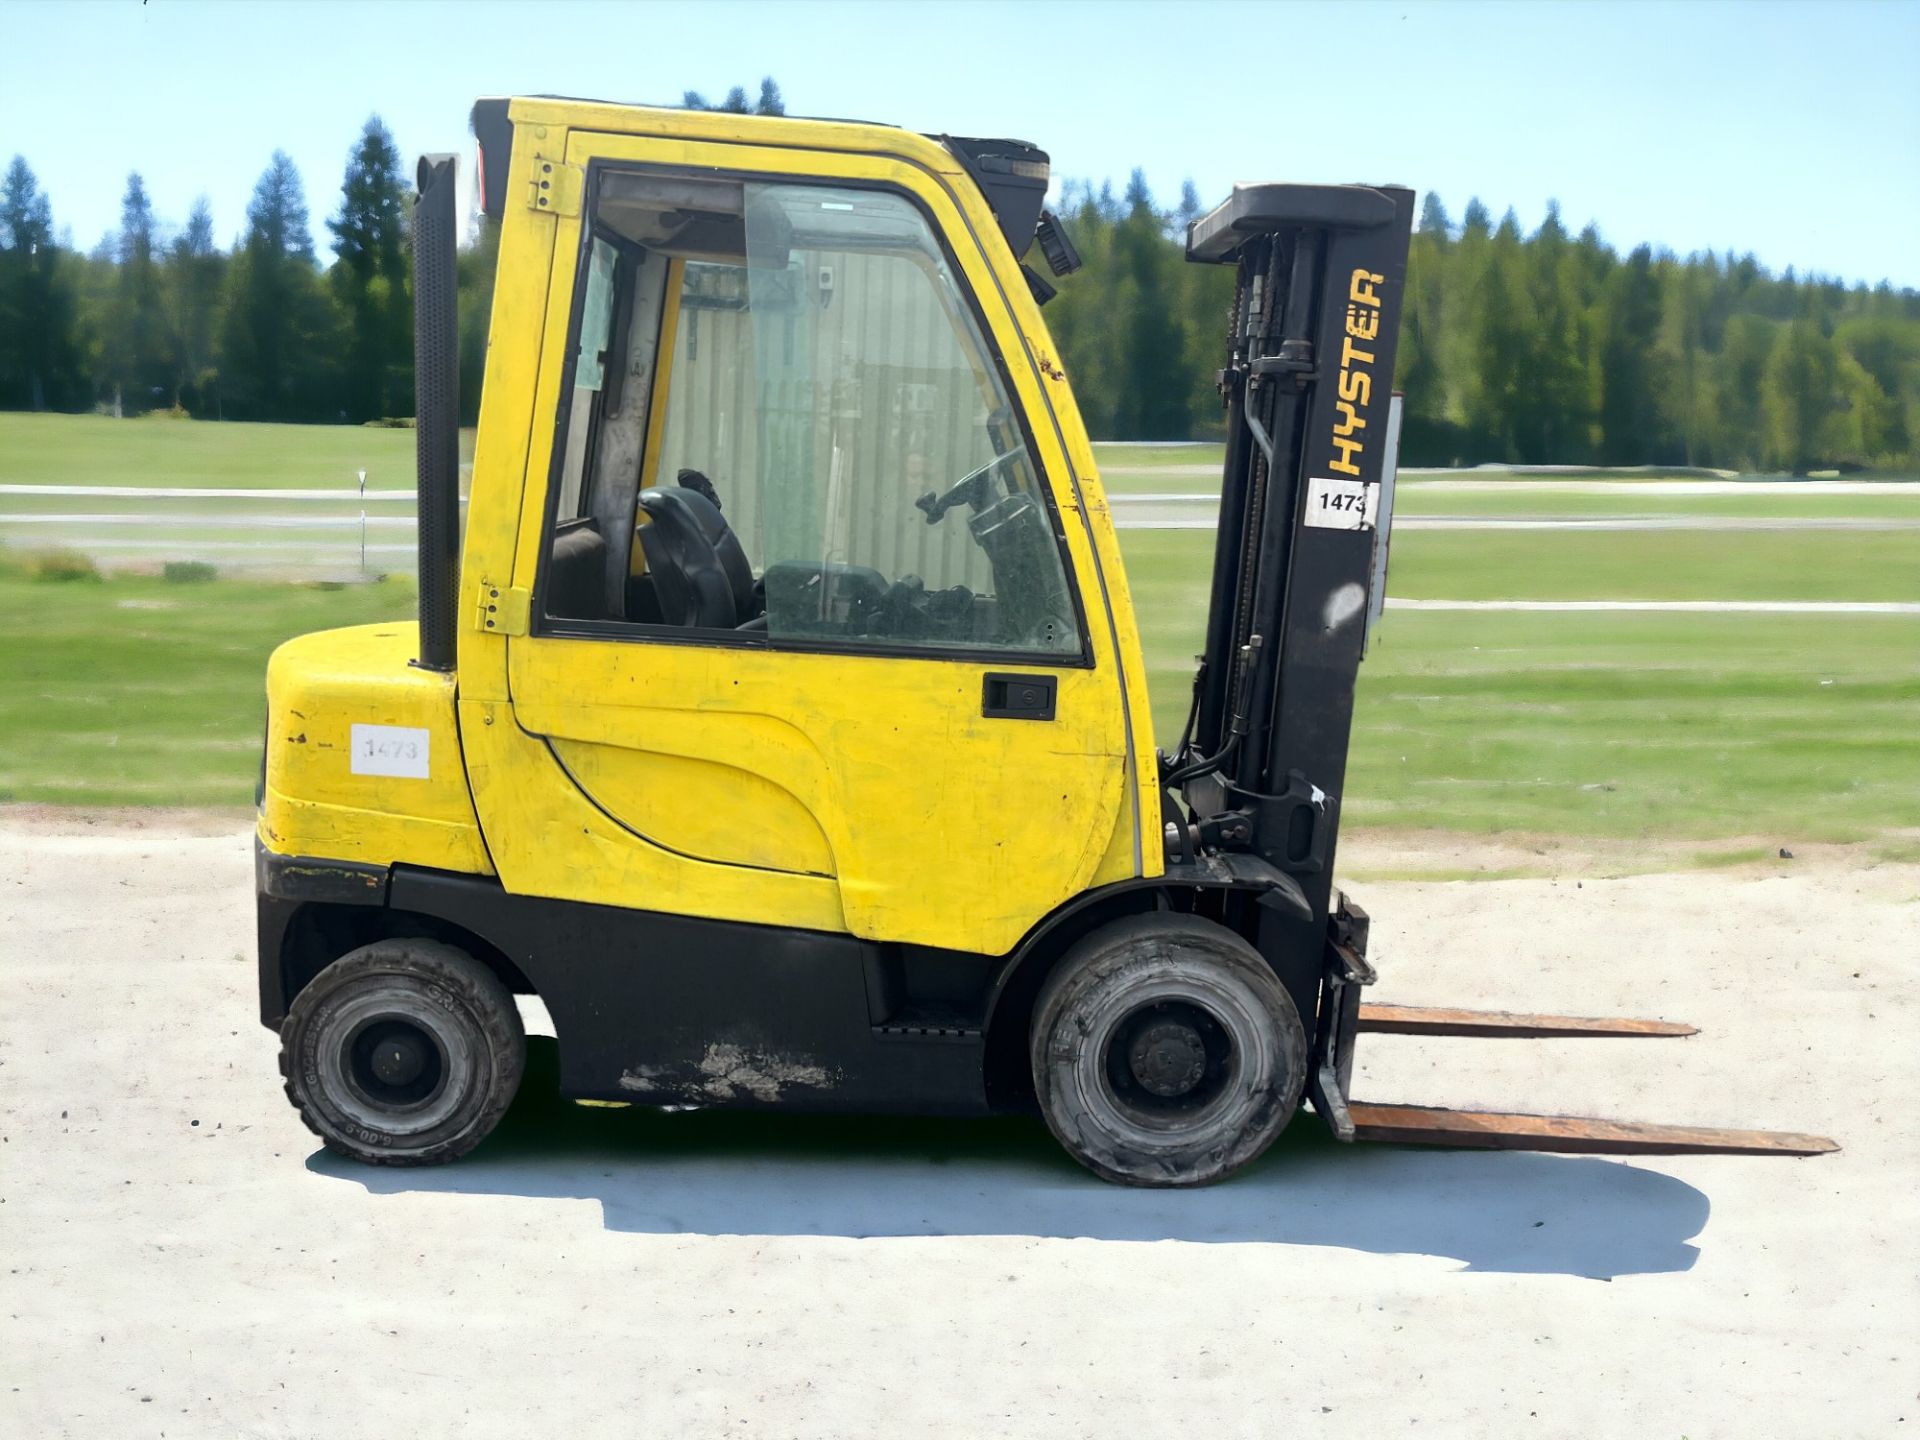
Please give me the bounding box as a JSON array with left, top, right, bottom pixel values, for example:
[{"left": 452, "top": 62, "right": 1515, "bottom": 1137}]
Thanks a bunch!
[{"left": 2, "top": 811, "right": 1915, "bottom": 1437}]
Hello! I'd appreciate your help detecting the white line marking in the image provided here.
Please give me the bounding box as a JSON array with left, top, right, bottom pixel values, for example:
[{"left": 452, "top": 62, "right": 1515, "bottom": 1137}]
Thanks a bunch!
[
  {"left": 1396, "top": 479, "right": 1919, "bottom": 496},
  {"left": 1107, "top": 508, "right": 1920, "bottom": 532},
  {"left": 1, "top": 513, "right": 417, "bottom": 529},
  {"left": 0, "top": 484, "right": 423, "bottom": 500},
  {"left": 1373, "top": 516, "right": 1917, "bottom": 531},
  {"left": 1386, "top": 599, "right": 1920, "bottom": 614},
  {"left": 22, "top": 539, "right": 417, "bottom": 553}
]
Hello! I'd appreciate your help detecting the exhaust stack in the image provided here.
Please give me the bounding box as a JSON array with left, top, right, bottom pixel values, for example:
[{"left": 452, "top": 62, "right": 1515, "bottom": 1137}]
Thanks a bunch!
[{"left": 410, "top": 154, "right": 460, "bottom": 673}]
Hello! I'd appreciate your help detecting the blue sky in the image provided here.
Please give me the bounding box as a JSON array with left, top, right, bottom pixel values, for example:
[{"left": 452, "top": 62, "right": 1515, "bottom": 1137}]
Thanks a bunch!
[{"left": 2, "top": 0, "right": 1916, "bottom": 284}]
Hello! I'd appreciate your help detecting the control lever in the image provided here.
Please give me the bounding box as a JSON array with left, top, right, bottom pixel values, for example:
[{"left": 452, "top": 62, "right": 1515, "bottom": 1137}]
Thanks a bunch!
[{"left": 914, "top": 446, "right": 1028, "bottom": 524}]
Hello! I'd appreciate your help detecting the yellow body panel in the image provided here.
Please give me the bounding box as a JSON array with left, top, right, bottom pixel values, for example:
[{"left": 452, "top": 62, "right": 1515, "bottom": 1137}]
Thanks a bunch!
[
  {"left": 506, "top": 637, "right": 1125, "bottom": 953},
  {"left": 269, "top": 96, "right": 1162, "bottom": 960},
  {"left": 259, "top": 624, "right": 491, "bottom": 874},
  {"left": 544, "top": 735, "right": 837, "bottom": 877}
]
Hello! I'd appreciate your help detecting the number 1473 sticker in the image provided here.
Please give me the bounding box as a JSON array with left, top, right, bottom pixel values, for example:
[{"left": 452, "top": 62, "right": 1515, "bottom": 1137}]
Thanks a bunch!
[{"left": 1304, "top": 476, "right": 1379, "bottom": 531}]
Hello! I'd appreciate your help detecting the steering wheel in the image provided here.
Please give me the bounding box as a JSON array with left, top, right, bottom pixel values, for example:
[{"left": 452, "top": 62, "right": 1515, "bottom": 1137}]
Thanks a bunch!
[{"left": 914, "top": 446, "right": 1030, "bottom": 525}]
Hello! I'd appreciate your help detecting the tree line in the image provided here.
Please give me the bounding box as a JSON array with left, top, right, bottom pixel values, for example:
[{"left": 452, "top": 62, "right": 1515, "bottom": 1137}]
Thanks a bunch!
[
  {"left": 4, "top": 98, "right": 1916, "bottom": 472},
  {"left": 0, "top": 77, "right": 789, "bottom": 429},
  {"left": 0, "top": 119, "right": 420, "bottom": 424},
  {"left": 1049, "top": 177, "right": 1920, "bottom": 471}
]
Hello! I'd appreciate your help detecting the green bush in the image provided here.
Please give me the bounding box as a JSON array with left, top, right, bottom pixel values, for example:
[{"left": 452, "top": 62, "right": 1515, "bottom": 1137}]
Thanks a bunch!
[
  {"left": 163, "top": 560, "right": 219, "bottom": 583},
  {"left": 28, "top": 550, "right": 102, "bottom": 583}
]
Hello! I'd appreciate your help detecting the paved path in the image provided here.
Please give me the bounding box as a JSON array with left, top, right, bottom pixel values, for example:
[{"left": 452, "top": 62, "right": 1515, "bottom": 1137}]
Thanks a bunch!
[{"left": 2, "top": 815, "right": 1912, "bottom": 1437}]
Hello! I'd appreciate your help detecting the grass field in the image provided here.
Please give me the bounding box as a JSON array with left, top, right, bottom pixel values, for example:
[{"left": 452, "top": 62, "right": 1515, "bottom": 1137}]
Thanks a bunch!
[
  {"left": 2, "top": 415, "right": 1915, "bottom": 852},
  {"left": 1121, "top": 528, "right": 1920, "bottom": 842},
  {"left": 1, "top": 568, "right": 415, "bottom": 806},
  {"left": 0, "top": 411, "right": 423, "bottom": 491}
]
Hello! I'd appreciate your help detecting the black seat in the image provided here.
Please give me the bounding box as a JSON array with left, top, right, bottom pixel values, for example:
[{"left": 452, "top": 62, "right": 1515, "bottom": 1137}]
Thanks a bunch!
[
  {"left": 636, "top": 487, "right": 757, "bottom": 628},
  {"left": 546, "top": 518, "right": 609, "bottom": 620}
]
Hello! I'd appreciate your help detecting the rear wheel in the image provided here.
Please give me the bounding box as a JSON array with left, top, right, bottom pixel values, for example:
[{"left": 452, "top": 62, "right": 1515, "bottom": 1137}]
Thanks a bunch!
[
  {"left": 1030, "top": 914, "right": 1307, "bottom": 1187},
  {"left": 279, "top": 938, "right": 525, "bottom": 1166}
]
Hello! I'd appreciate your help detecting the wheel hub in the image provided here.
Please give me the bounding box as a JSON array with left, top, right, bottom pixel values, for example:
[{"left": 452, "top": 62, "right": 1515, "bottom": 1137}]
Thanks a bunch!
[
  {"left": 370, "top": 1032, "right": 429, "bottom": 1087},
  {"left": 346, "top": 1016, "right": 447, "bottom": 1109},
  {"left": 1127, "top": 1019, "right": 1209, "bottom": 1097}
]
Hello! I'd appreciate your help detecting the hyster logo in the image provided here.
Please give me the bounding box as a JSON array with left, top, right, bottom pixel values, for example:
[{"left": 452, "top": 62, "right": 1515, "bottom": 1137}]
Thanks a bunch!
[{"left": 1330, "top": 268, "right": 1384, "bottom": 477}]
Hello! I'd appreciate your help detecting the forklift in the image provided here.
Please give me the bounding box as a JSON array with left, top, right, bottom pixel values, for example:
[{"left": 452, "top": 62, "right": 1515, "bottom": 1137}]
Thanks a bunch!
[{"left": 256, "top": 95, "right": 1835, "bottom": 1185}]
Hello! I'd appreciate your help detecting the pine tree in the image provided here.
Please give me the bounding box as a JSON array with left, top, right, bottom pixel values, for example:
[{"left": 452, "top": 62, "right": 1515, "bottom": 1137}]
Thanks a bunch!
[
  {"left": 1517, "top": 201, "right": 1591, "bottom": 461},
  {"left": 1111, "top": 171, "right": 1187, "bottom": 439},
  {"left": 1175, "top": 180, "right": 1202, "bottom": 233},
  {"left": 221, "top": 151, "right": 337, "bottom": 420},
  {"left": 1596, "top": 246, "right": 1667, "bottom": 464},
  {"left": 1833, "top": 315, "right": 1917, "bottom": 460},
  {"left": 1399, "top": 193, "right": 1453, "bottom": 443},
  {"left": 682, "top": 79, "right": 787, "bottom": 116},
  {"left": 1715, "top": 313, "right": 1776, "bottom": 470},
  {"left": 165, "top": 198, "right": 223, "bottom": 411},
  {"left": 328, "top": 116, "right": 412, "bottom": 421},
  {"left": 0, "top": 156, "right": 86, "bottom": 411},
  {"left": 458, "top": 217, "right": 501, "bottom": 426},
  {"left": 1467, "top": 209, "right": 1536, "bottom": 460},
  {"left": 1658, "top": 252, "right": 1716, "bottom": 465},
  {"left": 107, "top": 172, "right": 167, "bottom": 412},
  {"left": 1764, "top": 312, "right": 1840, "bottom": 472}
]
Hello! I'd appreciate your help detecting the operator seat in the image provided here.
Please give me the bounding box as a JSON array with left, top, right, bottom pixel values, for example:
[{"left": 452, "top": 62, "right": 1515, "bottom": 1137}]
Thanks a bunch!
[{"left": 635, "top": 486, "right": 757, "bottom": 628}]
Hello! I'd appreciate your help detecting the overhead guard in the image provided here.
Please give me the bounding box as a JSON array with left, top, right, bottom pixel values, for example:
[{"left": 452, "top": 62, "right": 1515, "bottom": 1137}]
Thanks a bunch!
[{"left": 1186, "top": 182, "right": 1401, "bottom": 264}]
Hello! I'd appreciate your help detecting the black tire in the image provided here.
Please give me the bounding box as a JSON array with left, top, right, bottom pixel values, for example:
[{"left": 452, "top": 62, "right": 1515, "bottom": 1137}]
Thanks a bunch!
[
  {"left": 279, "top": 938, "right": 525, "bottom": 1167},
  {"left": 1030, "top": 914, "right": 1307, "bottom": 1187}
]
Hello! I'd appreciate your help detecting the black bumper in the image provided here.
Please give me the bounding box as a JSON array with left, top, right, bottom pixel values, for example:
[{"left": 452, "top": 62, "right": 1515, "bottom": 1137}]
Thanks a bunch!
[{"left": 255, "top": 841, "right": 388, "bottom": 1028}]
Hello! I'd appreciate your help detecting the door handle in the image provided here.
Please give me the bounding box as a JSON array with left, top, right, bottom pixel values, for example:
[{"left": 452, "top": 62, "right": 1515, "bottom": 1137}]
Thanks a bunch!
[{"left": 982, "top": 672, "right": 1056, "bottom": 721}]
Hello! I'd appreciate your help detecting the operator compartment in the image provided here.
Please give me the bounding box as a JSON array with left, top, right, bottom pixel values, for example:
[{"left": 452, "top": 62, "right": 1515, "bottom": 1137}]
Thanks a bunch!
[
  {"left": 537, "top": 169, "right": 1078, "bottom": 657},
  {"left": 259, "top": 623, "right": 489, "bottom": 875}
]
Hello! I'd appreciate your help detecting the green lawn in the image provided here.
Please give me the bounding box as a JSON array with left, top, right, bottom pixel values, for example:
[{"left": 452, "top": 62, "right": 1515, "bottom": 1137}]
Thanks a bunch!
[
  {"left": 0, "top": 411, "right": 420, "bottom": 491},
  {"left": 4, "top": 531, "right": 1916, "bottom": 846},
  {"left": 1120, "top": 527, "right": 1920, "bottom": 842},
  {"left": 1090, "top": 441, "right": 1920, "bottom": 510},
  {"left": 1389, "top": 529, "right": 1920, "bottom": 602},
  {"left": 1088, "top": 443, "right": 1222, "bottom": 471},
  {"left": 0, "top": 569, "right": 416, "bottom": 806},
  {"left": 1, "top": 418, "right": 1914, "bottom": 848},
  {"left": 1390, "top": 489, "right": 1920, "bottom": 521},
  {"left": 1340, "top": 609, "right": 1920, "bottom": 841}
]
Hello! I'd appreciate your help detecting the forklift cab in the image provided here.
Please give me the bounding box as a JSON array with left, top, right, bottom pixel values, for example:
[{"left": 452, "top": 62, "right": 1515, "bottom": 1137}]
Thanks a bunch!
[{"left": 454, "top": 101, "right": 1158, "bottom": 956}]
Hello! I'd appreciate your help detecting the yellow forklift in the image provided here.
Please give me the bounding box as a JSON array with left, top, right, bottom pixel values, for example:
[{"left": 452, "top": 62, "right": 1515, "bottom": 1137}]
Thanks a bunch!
[{"left": 257, "top": 96, "right": 1834, "bottom": 1184}]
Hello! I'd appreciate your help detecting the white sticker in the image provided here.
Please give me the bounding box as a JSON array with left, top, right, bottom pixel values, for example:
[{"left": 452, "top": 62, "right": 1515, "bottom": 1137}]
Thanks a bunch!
[
  {"left": 1304, "top": 476, "right": 1378, "bottom": 531},
  {"left": 349, "top": 724, "right": 431, "bottom": 780}
]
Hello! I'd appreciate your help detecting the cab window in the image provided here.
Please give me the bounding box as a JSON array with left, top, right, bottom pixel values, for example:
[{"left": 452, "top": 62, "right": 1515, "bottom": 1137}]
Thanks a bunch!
[{"left": 540, "top": 172, "right": 1082, "bottom": 660}]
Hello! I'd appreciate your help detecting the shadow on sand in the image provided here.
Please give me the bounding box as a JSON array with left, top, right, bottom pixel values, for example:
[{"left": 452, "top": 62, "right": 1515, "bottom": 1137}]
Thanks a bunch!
[{"left": 308, "top": 1040, "right": 1708, "bottom": 1278}]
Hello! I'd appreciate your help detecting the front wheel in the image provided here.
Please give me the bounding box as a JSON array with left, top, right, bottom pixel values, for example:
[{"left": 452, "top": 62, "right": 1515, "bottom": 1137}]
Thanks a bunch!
[
  {"left": 1030, "top": 914, "right": 1308, "bottom": 1187},
  {"left": 279, "top": 938, "right": 525, "bottom": 1166}
]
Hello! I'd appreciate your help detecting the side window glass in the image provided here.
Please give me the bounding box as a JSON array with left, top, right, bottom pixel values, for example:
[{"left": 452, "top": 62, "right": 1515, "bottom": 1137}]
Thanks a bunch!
[
  {"left": 547, "top": 173, "right": 1081, "bottom": 659},
  {"left": 554, "top": 237, "right": 616, "bottom": 521},
  {"left": 654, "top": 184, "right": 1077, "bottom": 656}
]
